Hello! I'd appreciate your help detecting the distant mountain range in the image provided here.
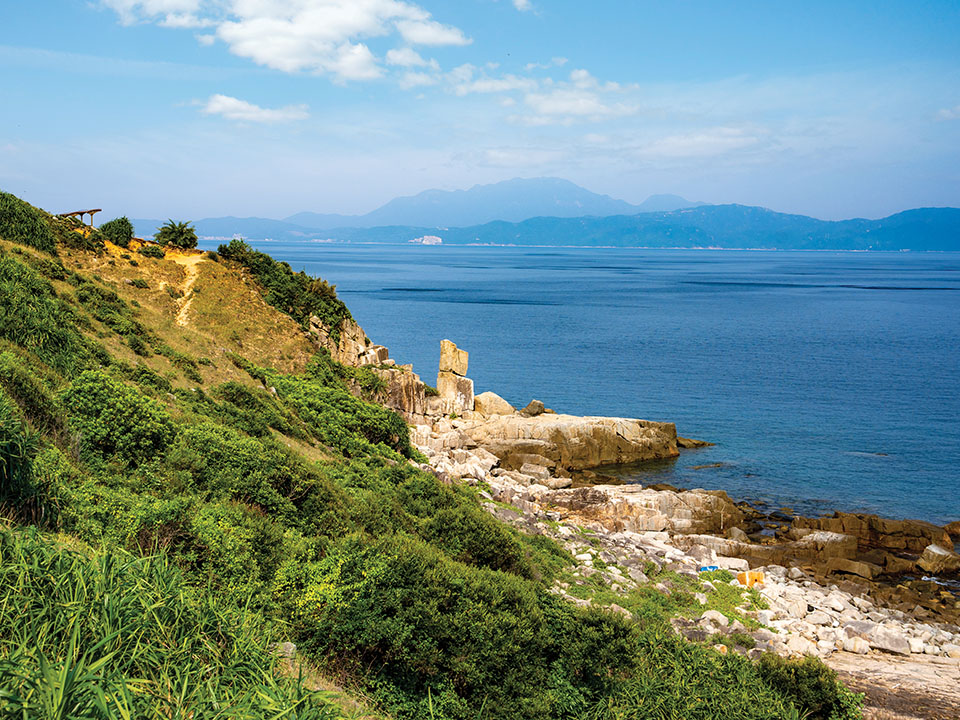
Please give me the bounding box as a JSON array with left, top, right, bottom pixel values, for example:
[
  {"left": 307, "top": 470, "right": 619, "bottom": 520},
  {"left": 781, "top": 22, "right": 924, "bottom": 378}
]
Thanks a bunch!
[
  {"left": 132, "top": 177, "right": 960, "bottom": 251},
  {"left": 133, "top": 178, "right": 703, "bottom": 238}
]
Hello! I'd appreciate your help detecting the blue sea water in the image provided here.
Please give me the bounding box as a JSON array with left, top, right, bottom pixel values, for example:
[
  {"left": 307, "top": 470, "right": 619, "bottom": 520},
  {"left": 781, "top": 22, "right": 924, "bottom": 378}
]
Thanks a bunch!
[{"left": 210, "top": 242, "right": 960, "bottom": 526}]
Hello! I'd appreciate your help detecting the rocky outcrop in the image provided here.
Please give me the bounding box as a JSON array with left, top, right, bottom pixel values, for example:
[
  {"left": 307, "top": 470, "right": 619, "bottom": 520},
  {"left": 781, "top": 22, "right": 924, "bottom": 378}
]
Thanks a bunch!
[
  {"left": 436, "top": 340, "right": 474, "bottom": 415},
  {"left": 792, "top": 512, "right": 952, "bottom": 554},
  {"left": 463, "top": 413, "right": 678, "bottom": 472},
  {"left": 439, "top": 339, "right": 468, "bottom": 376},
  {"left": 474, "top": 391, "right": 515, "bottom": 416},
  {"left": 373, "top": 366, "right": 427, "bottom": 419},
  {"left": 545, "top": 484, "right": 744, "bottom": 534},
  {"left": 309, "top": 316, "right": 390, "bottom": 367},
  {"left": 918, "top": 544, "right": 960, "bottom": 574}
]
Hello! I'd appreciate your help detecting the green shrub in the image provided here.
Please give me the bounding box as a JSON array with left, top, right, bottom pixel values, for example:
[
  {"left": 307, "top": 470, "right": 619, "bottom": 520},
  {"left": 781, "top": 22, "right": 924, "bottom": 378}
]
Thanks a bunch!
[
  {"left": 0, "top": 528, "right": 343, "bottom": 720},
  {"left": 0, "top": 191, "right": 56, "bottom": 253},
  {"left": 0, "top": 351, "right": 67, "bottom": 440},
  {"left": 217, "top": 239, "right": 351, "bottom": 338},
  {"left": 0, "top": 253, "right": 91, "bottom": 372},
  {"left": 99, "top": 216, "right": 134, "bottom": 248},
  {"left": 757, "top": 654, "right": 863, "bottom": 720},
  {"left": 156, "top": 219, "right": 198, "bottom": 249},
  {"left": 273, "top": 372, "right": 412, "bottom": 458},
  {"left": 0, "top": 389, "right": 39, "bottom": 506},
  {"left": 61, "top": 370, "right": 176, "bottom": 465},
  {"left": 129, "top": 277, "right": 148, "bottom": 289},
  {"left": 138, "top": 243, "right": 165, "bottom": 258},
  {"left": 212, "top": 380, "right": 307, "bottom": 438}
]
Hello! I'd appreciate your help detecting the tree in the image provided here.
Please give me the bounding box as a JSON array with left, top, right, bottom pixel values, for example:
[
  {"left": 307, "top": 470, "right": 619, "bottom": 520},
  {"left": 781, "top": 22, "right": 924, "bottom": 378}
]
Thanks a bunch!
[
  {"left": 156, "top": 220, "right": 198, "bottom": 249},
  {"left": 99, "top": 216, "right": 134, "bottom": 248}
]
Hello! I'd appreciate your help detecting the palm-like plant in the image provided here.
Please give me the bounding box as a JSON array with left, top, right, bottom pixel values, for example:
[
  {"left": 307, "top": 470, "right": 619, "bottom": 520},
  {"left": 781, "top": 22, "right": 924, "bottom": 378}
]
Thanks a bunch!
[{"left": 155, "top": 220, "right": 198, "bottom": 249}]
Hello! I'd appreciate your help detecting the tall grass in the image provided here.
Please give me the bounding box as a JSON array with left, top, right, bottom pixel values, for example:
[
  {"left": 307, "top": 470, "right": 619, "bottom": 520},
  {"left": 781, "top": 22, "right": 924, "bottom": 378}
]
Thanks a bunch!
[{"left": 0, "top": 528, "right": 343, "bottom": 719}]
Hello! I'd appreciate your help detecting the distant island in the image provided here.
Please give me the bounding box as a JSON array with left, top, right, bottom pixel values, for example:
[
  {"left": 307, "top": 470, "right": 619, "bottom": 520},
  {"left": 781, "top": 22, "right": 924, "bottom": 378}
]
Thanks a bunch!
[{"left": 133, "top": 177, "right": 960, "bottom": 252}]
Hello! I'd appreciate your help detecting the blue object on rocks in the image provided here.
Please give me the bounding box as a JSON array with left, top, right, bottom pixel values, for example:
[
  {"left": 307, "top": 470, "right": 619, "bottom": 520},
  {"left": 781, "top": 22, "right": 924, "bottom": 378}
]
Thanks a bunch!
[{"left": 699, "top": 565, "right": 719, "bottom": 573}]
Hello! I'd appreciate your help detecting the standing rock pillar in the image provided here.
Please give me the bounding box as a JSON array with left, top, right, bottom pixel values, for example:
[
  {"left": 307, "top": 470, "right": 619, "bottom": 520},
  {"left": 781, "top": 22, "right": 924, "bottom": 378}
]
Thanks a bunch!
[{"left": 437, "top": 339, "right": 474, "bottom": 414}]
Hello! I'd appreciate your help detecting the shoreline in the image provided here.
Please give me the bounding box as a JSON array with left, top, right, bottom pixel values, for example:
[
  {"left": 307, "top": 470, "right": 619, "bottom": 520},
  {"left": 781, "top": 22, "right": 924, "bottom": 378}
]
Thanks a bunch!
[{"left": 315, "top": 313, "right": 960, "bottom": 717}]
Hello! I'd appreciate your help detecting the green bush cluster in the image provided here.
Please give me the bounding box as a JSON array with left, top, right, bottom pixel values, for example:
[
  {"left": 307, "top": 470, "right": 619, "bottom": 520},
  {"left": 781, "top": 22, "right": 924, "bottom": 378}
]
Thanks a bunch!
[
  {"left": 757, "top": 654, "right": 863, "bottom": 720},
  {"left": 0, "top": 191, "right": 56, "bottom": 254},
  {"left": 217, "top": 239, "right": 352, "bottom": 338},
  {"left": 0, "top": 389, "right": 39, "bottom": 506},
  {"left": 138, "top": 243, "right": 166, "bottom": 258},
  {"left": 99, "top": 216, "right": 134, "bottom": 248},
  {"left": 0, "top": 528, "right": 344, "bottom": 720},
  {"left": 0, "top": 253, "right": 91, "bottom": 372},
  {"left": 61, "top": 370, "right": 177, "bottom": 465}
]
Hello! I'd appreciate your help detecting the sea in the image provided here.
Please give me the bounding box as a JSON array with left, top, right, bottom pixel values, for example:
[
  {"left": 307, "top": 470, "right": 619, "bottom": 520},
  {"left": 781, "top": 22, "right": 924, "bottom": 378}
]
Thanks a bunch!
[{"left": 202, "top": 241, "right": 960, "bottom": 527}]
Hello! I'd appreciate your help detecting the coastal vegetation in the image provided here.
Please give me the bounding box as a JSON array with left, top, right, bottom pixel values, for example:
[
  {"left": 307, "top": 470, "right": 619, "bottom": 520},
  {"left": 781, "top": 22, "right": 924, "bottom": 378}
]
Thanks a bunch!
[
  {"left": 0, "top": 190, "right": 861, "bottom": 719},
  {"left": 98, "top": 216, "right": 134, "bottom": 248},
  {"left": 156, "top": 219, "right": 199, "bottom": 249}
]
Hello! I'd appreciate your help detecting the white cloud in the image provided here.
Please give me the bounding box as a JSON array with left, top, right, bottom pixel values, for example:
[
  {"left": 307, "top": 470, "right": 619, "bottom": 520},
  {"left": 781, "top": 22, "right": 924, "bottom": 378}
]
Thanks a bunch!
[
  {"left": 512, "top": 0, "right": 532, "bottom": 11},
  {"left": 525, "top": 56, "right": 567, "bottom": 71},
  {"left": 640, "top": 127, "right": 767, "bottom": 158},
  {"left": 396, "top": 19, "right": 470, "bottom": 46},
  {"left": 518, "top": 88, "right": 634, "bottom": 125},
  {"left": 386, "top": 46, "right": 435, "bottom": 68},
  {"left": 454, "top": 74, "right": 537, "bottom": 96},
  {"left": 399, "top": 71, "right": 438, "bottom": 89},
  {"left": 100, "top": 0, "right": 202, "bottom": 25},
  {"left": 195, "top": 32, "right": 215, "bottom": 45},
  {"left": 200, "top": 94, "right": 309, "bottom": 123},
  {"left": 102, "top": 0, "right": 470, "bottom": 83},
  {"left": 936, "top": 105, "right": 960, "bottom": 120}
]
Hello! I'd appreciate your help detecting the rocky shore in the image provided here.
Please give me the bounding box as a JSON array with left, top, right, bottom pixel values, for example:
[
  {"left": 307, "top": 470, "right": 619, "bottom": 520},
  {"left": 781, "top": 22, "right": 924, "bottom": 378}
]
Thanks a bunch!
[{"left": 314, "top": 324, "right": 960, "bottom": 717}]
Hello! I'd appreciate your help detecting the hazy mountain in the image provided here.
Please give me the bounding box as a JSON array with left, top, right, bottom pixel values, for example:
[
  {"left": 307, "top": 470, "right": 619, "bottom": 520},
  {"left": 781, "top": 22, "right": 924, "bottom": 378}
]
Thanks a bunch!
[
  {"left": 284, "top": 178, "right": 702, "bottom": 229},
  {"left": 325, "top": 205, "right": 960, "bottom": 251},
  {"left": 633, "top": 194, "right": 706, "bottom": 213},
  {"left": 282, "top": 211, "right": 364, "bottom": 229},
  {"left": 134, "top": 180, "right": 703, "bottom": 238}
]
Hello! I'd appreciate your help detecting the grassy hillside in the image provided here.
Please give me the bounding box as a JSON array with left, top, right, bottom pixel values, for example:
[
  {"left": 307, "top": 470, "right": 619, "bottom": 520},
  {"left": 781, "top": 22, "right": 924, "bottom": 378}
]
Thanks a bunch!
[{"left": 0, "top": 191, "right": 861, "bottom": 720}]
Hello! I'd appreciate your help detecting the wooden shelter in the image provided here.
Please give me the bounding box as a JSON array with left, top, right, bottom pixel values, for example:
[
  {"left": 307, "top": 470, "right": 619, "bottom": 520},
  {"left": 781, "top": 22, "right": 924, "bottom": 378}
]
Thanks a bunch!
[{"left": 61, "top": 209, "right": 103, "bottom": 226}]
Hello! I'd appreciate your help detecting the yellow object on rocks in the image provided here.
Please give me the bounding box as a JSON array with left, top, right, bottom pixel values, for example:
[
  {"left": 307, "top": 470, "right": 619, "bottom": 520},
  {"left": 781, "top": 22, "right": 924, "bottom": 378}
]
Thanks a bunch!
[{"left": 737, "top": 570, "right": 765, "bottom": 588}]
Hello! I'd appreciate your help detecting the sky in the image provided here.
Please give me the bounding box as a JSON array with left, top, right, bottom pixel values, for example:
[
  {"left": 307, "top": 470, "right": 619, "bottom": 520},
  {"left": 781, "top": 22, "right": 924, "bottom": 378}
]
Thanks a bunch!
[{"left": 1, "top": 1, "right": 959, "bottom": 221}]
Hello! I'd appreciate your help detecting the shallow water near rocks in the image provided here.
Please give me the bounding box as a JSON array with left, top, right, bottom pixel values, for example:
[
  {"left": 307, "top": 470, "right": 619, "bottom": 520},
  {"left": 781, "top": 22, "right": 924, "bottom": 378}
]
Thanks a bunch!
[{"left": 210, "top": 242, "right": 960, "bottom": 527}]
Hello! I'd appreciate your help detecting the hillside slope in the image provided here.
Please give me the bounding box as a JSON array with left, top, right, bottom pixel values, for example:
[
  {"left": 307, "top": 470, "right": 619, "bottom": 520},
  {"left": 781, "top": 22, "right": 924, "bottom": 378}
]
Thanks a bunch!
[{"left": 0, "top": 191, "right": 860, "bottom": 720}]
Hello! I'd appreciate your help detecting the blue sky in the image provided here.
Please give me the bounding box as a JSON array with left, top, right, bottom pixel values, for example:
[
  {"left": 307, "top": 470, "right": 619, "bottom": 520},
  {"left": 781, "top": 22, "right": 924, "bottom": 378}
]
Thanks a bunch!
[{"left": 2, "top": 1, "right": 959, "bottom": 220}]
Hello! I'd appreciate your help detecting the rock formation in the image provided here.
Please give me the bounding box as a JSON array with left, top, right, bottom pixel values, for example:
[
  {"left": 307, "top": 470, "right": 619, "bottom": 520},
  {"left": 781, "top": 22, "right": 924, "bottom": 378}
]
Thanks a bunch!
[
  {"left": 463, "top": 413, "right": 679, "bottom": 472},
  {"left": 436, "top": 339, "right": 474, "bottom": 415},
  {"left": 474, "top": 391, "right": 515, "bottom": 416}
]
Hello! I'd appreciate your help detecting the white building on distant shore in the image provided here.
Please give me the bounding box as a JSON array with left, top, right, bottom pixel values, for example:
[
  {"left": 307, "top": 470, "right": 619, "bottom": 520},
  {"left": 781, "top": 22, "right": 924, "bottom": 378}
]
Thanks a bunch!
[{"left": 409, "top": 235, "right": 442, "bottom": 245}]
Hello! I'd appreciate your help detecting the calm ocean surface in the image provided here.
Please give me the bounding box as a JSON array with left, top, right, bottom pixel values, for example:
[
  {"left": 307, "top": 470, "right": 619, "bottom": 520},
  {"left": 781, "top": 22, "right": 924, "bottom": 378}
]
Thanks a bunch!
[{"left": 208, "top": 242, "right": 960, "bottom": 526}]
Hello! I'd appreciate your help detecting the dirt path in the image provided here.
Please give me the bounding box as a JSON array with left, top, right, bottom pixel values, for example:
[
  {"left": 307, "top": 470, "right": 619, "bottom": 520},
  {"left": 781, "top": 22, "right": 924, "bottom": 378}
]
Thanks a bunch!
[
  {"left": 827, "top": 651, "right": 960, "bottom": 719},
  {"left": 167, "top": 253, "right": 205, "bottom": 327}
]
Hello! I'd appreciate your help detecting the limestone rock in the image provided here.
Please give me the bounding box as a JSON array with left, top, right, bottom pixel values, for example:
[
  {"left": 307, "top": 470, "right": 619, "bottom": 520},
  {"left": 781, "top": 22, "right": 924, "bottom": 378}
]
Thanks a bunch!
[
  {"left": 792, "top": 512, "right": 952, "bottom": 553},
  {"left": 439, "top": 339, "right": 468, "bottom": 376},
  {"left": 867, "top": 625, "right": 911, "bottom": 656},
  {"left": 701, "top": 610, "right": 729, "bottom": 628},
  {"left": 825, "top": 557, "right": 881, "bottom": 580},
  {"left": 466, "top": 413, "right": 678, "bottom": 472},
  {"left": 519, "top": 463, "right": 551, "bottom": 481},
  {"left": 842, "top": 636, "right": 870, "bottom": 654},
  {"left": 546, "top": 486, "right": 744, "bottom": 535},
  {"left": 945, "top": 521, "right": 960, "bottom": 537},
  {"left": 918, "top": 544, "right": 960, "bottom": 574},
  {"left": 474, "top": 391, "right": 515, "bottom": 416},
  {"left": 677, "top": 437, "right": 714, "bottom": 448},
  {"left": 520, "top": 399, "right": 545, "bottom": 417},
  {"left": 373, "top": 367, "right": 426, "bottom": 418},
  {"left": 437, "top": 371, "right": 474, "bottom": 414}
]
